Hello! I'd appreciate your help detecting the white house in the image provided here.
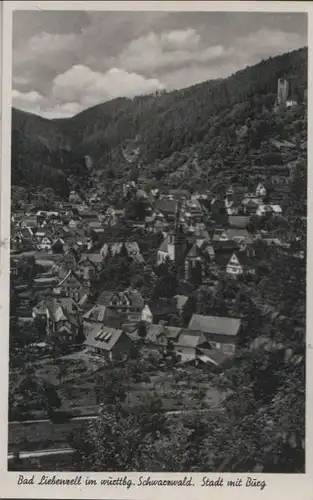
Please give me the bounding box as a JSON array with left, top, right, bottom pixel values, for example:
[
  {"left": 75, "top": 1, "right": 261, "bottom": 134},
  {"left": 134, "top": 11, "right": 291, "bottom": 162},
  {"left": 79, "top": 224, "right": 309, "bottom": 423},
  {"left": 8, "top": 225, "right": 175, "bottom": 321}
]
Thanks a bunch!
[
  {"left": 141, "top": 304, "right": 153, "bottom": 323},
  {"left": 37, "top": 236, "right": 52, "bottom": 251},
  {"left": 226, "top": 253, "right": 244, "bottom": 276},
  {"left": 156, "top": 233, "right": 176, "bottom": 265},
  {"left": 255, "top": 183, "right": 267, "bottom": 197}
]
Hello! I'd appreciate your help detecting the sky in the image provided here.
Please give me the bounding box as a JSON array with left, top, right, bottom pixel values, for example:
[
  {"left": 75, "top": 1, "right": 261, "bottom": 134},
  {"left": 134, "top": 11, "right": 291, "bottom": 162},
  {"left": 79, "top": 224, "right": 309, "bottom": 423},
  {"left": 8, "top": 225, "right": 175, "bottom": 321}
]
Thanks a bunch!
[{"left": 12, "top": 11, "right": 307, "bottom": 119}]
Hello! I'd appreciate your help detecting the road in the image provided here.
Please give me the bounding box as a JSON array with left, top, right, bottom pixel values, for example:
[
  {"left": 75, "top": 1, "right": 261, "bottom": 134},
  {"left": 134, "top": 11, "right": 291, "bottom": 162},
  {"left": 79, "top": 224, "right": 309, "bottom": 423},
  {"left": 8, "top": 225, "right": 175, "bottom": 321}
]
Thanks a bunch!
[
  {"left": 8, "top": 447, "right": 75, "bottom": 461},
  {"left": 9, "top": 406, "right": 221, "bottom": 426}
]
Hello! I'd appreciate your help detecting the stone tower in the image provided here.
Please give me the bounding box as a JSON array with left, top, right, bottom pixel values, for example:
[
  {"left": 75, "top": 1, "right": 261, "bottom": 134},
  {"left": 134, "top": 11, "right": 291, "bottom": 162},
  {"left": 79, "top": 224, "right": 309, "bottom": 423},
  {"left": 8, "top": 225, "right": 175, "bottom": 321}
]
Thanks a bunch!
[{"left": 277, "top": 78, "right": 289, "bottom": 107}]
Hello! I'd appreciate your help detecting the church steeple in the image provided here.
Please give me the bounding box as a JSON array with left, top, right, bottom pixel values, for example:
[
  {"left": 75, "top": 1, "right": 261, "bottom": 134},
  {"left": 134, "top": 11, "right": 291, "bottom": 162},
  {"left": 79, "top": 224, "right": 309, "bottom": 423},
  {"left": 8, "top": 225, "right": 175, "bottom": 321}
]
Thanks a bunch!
[{"left": 173, "top": 199, "right": 187, "bottom": 278}]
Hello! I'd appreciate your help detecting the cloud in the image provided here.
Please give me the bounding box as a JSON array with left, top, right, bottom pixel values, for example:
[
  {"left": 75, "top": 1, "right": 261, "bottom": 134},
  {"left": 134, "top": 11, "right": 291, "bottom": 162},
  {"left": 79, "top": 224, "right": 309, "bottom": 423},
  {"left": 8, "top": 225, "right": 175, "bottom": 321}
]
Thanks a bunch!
[
  {"left": 12, "top": 89, "right": 83, "bottom": 118},
  {"left": 12, "top": 89, "right": 46, "bottom": 110},
  {"left": 13, "top": 31, "right": 79, "bottom": 84},
  {"left": 116, "top": 29, "right": 229, "bottom": 74},
  {"left": 51, "top": 65, "right": 165, "bottom": 108},
  {"left": 235, "top": 28, "right": 306, "bottom": 60}
]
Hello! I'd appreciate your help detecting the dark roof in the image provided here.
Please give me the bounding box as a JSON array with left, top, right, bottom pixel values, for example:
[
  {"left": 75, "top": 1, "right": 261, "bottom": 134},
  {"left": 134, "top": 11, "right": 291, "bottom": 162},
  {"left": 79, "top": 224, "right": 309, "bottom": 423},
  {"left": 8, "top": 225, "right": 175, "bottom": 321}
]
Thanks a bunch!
[
  {"left": 84, "top": 325, "right": 125, "bottom": 351},
  {"left": 212, "top": 240, "right": 239, "bottom": 253},
  {"left": 186, "top": 243, "right": 200, "bottom": 259},
  {"left": 155, "top": 198, "right": 177, "bottom": 214},
  {"left": 97, "top": 290, "right": 115, "bottom": 306},
  {"left": 79, "top": 253, "right": 104, "bottom": 264},
  {"left": 226, "top": 229, "right": 252, "bottom": 242},
  {"left": 197, "top": 347, "right": 229, "bottom": 366},
  {"left": 230, "top": 250, "right": 255, "bottom": 268},
  {"left": 188, "top": 314, "right": 241, "bottom": 336}
]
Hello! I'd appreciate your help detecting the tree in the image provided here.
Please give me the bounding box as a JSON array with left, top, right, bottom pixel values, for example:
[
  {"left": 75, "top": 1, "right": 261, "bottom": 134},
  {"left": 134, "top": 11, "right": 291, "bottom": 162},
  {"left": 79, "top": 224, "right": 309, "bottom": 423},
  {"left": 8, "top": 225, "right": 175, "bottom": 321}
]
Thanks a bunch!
[{"left": 71, "top": 392, "right": 194, "bottom": 472}]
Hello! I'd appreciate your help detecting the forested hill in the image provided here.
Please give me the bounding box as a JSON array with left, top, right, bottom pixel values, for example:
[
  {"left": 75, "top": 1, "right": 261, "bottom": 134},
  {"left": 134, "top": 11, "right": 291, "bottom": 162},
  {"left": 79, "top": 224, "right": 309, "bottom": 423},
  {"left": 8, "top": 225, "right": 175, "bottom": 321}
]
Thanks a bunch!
[{"left": 11, "top": 46, "right": 307, "bottom": 197}]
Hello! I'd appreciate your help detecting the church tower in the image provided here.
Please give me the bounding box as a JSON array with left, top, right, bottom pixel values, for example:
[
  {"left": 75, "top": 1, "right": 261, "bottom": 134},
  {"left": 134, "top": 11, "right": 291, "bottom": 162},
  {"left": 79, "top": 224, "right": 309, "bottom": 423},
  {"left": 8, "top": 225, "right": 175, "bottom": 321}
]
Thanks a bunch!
[{"left": 169, "top": 200, "right": 187, "bottom": 279}]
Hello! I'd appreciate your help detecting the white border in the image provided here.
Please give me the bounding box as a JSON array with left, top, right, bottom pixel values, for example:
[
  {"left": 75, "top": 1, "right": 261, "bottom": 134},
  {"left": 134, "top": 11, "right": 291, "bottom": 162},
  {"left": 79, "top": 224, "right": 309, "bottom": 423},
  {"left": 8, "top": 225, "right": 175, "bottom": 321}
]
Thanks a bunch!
[{"left": 1, "top": 1, "right": 312, "bottom": 499}]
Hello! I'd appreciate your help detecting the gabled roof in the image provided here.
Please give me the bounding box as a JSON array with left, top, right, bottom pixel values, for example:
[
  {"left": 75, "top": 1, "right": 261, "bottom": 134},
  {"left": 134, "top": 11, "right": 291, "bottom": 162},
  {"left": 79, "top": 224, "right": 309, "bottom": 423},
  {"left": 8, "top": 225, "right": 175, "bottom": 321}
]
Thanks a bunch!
[
  {"left": 188, "top": 314, "right": 241, "bottom": 336},
  {"left": 83, "top": 304, "right": 107, "bottom": 322},
  {"left": 55, "top": 270, "right": 82, "bottom": 288},
  {"left": 176, "top": 329, "right": 206, "bottom": 348},
  {"left": 158, "top": 236, "right": 169, "bottom": 253},
  {"left": 174, "top": 295, "right": 188, "bottom": 311},
  {"left": 165, "top": 326, "right": 182, "bottom": 340},
  {"left": 229, "top": 250, "right": 254, "bottom": 268},
  {"left": 186, "top": 243, "right": 200, "bottom": 259}
]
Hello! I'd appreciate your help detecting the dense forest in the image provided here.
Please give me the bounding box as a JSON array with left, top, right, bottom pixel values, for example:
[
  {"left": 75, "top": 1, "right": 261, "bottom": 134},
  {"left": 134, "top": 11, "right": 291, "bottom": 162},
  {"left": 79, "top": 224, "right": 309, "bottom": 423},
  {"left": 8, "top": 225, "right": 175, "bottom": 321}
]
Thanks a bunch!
[{"left": 11, "top": 47, "right": 307, "bottom": 197}]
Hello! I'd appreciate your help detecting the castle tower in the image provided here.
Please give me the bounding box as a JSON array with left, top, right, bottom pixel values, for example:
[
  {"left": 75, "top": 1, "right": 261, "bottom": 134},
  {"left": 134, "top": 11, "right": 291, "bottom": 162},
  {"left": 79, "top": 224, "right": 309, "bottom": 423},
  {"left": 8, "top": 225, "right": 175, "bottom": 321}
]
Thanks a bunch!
[{"left": 277, "top": 78, "right": 289, "bottom": 107}]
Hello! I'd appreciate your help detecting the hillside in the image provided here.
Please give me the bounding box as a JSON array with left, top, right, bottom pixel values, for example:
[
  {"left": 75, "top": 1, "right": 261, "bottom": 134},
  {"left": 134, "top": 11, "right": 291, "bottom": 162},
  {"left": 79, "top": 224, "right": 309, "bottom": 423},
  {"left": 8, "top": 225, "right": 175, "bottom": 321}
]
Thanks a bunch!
[{"left": 11, "top": 47, "right": 307, "bottom": 200}]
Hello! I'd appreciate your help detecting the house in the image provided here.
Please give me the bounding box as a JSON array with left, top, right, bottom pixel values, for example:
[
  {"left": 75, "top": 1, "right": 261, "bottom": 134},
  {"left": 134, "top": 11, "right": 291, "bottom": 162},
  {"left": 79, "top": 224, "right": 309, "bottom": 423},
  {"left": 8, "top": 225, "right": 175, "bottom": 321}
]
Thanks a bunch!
[
  {"left": 148, "top": 298, "right": 178, "bottom": 324},
  {"left": 173, "top": 295, "right": 189, "bottom": 315},
  {"left": 243, "top": 199, "right": 259, "bottom": 216},
  {"left": 100, "top": 241, "right": 144, "bottom": 263},
  {"left": 20, "top": 218, "right": 38, "bottom": 236},
  {"left": 32, "top": 297, "right": 82, "bottom": 344},
  {"left": 58, "top": 249, "right": 80, "bottom": 272},
  {"left": 95, "top": 289, "right": 153, "bottom": 327},
  {"left": 53, "top": 270, "right": 87, "bottom": 302},
  {"left": 77, "top": 253, "right": 104, "bottom": 278},
  {"left": 255, "top": 183, "right": 267, "bottom": 197},
  {"left": 188, "top": 314, "right": 241, "bottom": 355},
  {"left": 33, "top": 276, "right": 59, "bottom": 291},
  {"left": 286, "top": 99, "right": 298, "bottom": 108},
  {"left": 226, "top": 249, "right": 256, "bottom": 276},
  {"left": 68, "top": 219, "right": 79, "bottom": 229},
  {"left": 226, "top": 229, "right": 253, "bottom": 245},
  {"left": 144, "top": 324, "right": 168, "bottom": 354},
  {"left": 256, "top": 204, "right": 274, "bottom": 217},
  {"left": 51, "top": 237, "right": 66, "bottom": 254},
  {"left": 83, "top": 325, "right": 132, "bottom": 360},
  {"left": 174, "top": 329, "right": 210, "bottom": 362},
  {"left": 155, "top": 198, "right": 177, "bottom": 219},
  {"left": 228, "top": 215, "right": 251, "bottom": 229},
  {"left": 37, "top": 235, "right": 53, "bottom": 251},
  {"left": 184, "top": 199, "right": 203, "bottom": 221},
  {"left": 270, "top": 205, "right": 283, "bottom": 217}
]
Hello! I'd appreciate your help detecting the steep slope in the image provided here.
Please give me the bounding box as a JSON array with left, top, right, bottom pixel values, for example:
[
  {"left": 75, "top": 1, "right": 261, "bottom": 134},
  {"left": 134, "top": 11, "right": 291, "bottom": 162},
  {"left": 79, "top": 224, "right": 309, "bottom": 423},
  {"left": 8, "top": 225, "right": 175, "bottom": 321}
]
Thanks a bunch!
[{"left": 11, "top": 47, "right": 307, "bottom": 197}]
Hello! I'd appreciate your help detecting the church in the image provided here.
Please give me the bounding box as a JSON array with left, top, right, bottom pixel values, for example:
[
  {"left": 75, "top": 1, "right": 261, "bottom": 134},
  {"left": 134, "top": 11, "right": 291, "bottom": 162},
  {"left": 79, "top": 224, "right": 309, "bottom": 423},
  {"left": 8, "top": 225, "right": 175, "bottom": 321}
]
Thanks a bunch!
[{"left": 156, "top": 225, "right": 188, "bottom": 269}]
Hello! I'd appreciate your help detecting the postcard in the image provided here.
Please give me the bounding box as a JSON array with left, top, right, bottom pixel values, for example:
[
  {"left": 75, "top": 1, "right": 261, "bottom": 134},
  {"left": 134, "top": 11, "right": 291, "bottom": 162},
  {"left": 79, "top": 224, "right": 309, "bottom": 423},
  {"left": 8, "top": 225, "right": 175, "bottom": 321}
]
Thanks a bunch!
[{"left": 0, "top": 1, "right": 312, "bottom": 499}]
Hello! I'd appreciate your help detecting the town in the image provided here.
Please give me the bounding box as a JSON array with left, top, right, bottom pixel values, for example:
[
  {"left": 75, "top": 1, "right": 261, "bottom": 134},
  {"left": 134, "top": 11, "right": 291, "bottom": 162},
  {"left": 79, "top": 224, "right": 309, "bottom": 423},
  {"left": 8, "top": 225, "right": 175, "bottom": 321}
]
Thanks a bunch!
[{"left": 9, "top": 54, "right": 307, "bottom": 472}]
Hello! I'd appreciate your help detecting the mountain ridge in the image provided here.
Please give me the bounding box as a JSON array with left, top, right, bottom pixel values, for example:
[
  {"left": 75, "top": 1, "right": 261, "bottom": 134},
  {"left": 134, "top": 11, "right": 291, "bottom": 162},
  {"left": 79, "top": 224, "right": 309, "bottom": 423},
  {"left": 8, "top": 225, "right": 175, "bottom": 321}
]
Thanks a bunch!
[{"left": 11, "top": 46, "right": 307, "bottom": 199}]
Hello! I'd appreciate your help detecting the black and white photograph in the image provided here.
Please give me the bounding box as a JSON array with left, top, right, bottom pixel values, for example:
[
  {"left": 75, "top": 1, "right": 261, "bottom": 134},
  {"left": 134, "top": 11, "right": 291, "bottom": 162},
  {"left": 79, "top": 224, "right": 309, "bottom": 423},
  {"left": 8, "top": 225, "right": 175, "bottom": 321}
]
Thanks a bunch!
[{"left": 5, "top": 4, "right": 308, "bottom": 480}]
